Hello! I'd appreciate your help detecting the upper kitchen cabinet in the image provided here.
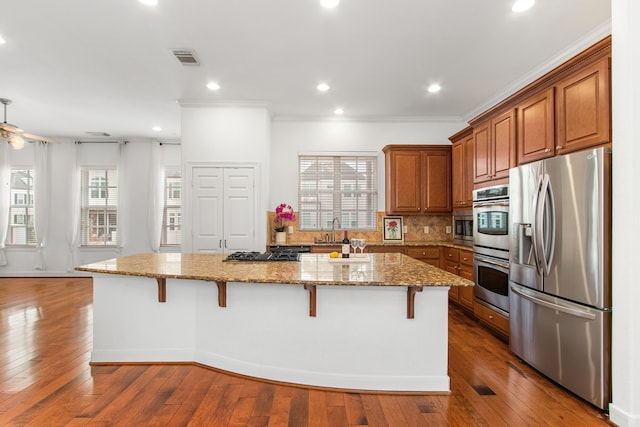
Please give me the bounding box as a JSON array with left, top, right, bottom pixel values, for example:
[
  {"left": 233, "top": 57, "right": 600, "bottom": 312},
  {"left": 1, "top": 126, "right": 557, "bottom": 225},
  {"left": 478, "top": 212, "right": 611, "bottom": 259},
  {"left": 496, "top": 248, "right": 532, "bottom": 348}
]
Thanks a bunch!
[
  {"left": 450, "top": 127, "right": 474, "bottom": 209},
  {"left": 517, "top": 87, "right": 556, "bottom": 164},
  {"left": 383, "top": 145, "right": 452, "bottom": 215},
  {"left": 469, "top": 35, "right": 611, "bottom": 168},
  {"left": 472, "top": 109, "right": 516, "bottom": 185},
  {"left": 555, "top": 57, "right": 610, "bottom": 155}
]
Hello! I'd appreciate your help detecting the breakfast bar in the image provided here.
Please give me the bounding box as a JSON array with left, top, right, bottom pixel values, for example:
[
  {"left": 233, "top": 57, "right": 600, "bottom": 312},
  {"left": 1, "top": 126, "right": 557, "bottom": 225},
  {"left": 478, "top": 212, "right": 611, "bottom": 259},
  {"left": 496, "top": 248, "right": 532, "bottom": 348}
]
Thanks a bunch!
[{"left": 77, "top": 252, "right": 473, "bottom": 393}]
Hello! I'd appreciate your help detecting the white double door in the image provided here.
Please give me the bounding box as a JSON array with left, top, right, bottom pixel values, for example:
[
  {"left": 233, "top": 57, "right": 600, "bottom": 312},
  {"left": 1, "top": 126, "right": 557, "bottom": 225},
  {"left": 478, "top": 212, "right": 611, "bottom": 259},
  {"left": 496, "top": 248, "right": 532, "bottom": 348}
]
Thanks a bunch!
[{"left": 191, "top": 166, "right": 256, "bottom": 253}]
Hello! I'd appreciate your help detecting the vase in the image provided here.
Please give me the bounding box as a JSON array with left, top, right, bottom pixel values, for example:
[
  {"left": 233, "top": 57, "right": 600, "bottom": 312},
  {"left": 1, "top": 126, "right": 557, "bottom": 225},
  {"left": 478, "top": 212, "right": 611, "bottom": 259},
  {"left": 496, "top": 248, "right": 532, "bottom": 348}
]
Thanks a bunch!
[{"left": 275, "top": 231, "right": 286, "bottom": 244}]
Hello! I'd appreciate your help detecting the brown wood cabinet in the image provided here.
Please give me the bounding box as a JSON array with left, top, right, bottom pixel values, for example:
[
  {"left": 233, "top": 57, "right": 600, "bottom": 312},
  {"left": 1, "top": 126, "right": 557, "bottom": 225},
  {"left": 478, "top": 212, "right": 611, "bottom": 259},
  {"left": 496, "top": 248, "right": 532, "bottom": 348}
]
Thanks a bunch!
[
  {"left": 442, "top": 247, "right": 474, "bottom": 312},
  {"left": 474, "top": 302, "right": 509, "bottom": 340},
  {"left": 473, "top": 109, "right": 516, "bottom": 185},
  {"left": 406, "top": 246, "right": 441, "bottom": 268},
  {"left": 458, "top": 250, "right": 474, "bottom": 310},
  {"left": 383, "top": 145, "right": 452, "bottom": 214},
  {"left": 517, "top": 87, "right": 555, "bottom": 164},
  {"left": 367, "top": 245, "right": 406, "bottom": 254},
  {"left": 555, "top": 57, "right": 610, "bottom": 154},
  {"left": 450, "top": 127, "right": 474, "bottom": 209}
]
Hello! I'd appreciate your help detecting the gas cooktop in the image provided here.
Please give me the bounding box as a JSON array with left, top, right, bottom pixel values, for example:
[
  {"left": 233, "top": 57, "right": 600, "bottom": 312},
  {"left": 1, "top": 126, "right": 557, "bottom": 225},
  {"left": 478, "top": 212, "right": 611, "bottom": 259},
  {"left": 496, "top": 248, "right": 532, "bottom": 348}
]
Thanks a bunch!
[{"left": 224, "top": 250, "right": 300, "bottom": 262}]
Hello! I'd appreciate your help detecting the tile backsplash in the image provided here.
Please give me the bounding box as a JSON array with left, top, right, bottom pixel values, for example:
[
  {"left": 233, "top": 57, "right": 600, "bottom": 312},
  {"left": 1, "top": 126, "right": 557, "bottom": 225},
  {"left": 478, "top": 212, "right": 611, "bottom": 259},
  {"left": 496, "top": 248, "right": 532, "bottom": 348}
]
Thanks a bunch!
[{"left": 267, "top": 211, "right": 453, "bottom": 245}]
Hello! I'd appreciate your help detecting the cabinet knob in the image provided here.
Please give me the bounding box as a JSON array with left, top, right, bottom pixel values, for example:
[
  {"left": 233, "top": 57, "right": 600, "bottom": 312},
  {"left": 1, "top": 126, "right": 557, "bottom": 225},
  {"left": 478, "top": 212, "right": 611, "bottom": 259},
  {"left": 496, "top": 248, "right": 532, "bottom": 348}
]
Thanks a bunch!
[
  {"left": 463, "top": 257, "right": 468, "bottom": 261},
  {"left": 489, "top": 315, "right": 494, "bottom": 320},
  {"left": 544, "top": 148, "right": 551, "bottom": 153},
  {"left": 422, "top": 252, "right": 426, "bottom": 256},
  {"left": 556, "top": 145, "right": 562, "bottom": 150},
  {"left": 417, "top": 208, "right": 420, "bottom": 211},
  {"left": 448, "top": 253, "right": 452, "bottom": 257}
]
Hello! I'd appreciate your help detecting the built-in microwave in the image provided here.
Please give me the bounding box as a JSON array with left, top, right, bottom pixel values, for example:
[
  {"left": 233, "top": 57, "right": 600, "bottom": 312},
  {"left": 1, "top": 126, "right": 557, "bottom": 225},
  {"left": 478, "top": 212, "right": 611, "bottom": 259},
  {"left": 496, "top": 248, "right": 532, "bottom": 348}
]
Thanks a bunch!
[{"left": 452, "top": 210, "right": 473, "bottom": 246}]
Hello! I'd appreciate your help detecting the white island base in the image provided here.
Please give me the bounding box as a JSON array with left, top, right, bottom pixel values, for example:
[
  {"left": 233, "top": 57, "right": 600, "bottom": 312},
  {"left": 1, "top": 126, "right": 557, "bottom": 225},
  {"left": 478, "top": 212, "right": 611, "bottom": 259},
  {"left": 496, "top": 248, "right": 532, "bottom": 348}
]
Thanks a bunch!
[{"left": 92, "top": 275, "right": 451, "bottom": 393}]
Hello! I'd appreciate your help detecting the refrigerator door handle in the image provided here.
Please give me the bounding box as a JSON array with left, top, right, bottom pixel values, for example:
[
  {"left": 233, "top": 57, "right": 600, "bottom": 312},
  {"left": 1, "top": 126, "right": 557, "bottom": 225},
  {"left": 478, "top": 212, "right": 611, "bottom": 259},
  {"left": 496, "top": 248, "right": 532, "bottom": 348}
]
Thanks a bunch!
[
  {"left": 540, "top": 174, "right": 556, "bottom": 276},
  {"left": 531, "top": 174, "right": 544, "bottom": 275},
  {"left": 511, "top": 285, "right": 596, "bottom": 320}
]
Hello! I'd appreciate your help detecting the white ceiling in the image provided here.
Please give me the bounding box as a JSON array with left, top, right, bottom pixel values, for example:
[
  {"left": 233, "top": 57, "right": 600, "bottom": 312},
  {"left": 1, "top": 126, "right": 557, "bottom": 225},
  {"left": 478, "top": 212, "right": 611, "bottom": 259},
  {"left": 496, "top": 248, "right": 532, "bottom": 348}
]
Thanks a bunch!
[{"left": 0, "top": 0, "right": 611, "bottom": 141}]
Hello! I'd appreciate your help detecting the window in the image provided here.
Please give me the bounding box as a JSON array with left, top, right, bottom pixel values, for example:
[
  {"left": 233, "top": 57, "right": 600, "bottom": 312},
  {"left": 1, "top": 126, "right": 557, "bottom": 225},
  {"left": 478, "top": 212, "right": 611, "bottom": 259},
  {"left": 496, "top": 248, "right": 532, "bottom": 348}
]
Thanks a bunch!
[
  {"left": 81, "top": 169, "right": 118, "bottom": 246},
  {"left": 298, "top": 155, "right": 377, "bottom": 230},
  {"left": 8, "top": 169, "right": 36, "bottom": 245},
  {"left": 161, "top": 167, "right": 182, "bottom": 246}
]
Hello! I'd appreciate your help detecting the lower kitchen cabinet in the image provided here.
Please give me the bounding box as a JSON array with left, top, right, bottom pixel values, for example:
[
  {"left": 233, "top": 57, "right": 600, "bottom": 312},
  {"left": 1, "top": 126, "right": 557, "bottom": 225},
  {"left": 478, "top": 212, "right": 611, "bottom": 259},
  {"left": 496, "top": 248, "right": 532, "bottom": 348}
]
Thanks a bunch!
[
  {"left": 458, "top": 250, "right": 474, "bottom": 311},
  {"left": 443, "top": 247, "right": 474, "bottom": 312},
  {"left": 367, "top": 245, "right": 406, "bottom": 254},
  {"left": 406, "top": 246, "right": 441, "bottom": 268},
  {"left": 474, "top": 301, "right": 509, "bottom": 340}
]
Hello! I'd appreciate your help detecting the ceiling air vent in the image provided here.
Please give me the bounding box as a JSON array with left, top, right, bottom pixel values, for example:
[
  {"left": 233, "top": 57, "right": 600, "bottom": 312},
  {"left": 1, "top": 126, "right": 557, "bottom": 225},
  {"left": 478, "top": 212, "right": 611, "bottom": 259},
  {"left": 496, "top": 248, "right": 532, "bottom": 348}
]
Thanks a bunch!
[{"left": 171, "top": 49, "right": 199, "bottom": 66}]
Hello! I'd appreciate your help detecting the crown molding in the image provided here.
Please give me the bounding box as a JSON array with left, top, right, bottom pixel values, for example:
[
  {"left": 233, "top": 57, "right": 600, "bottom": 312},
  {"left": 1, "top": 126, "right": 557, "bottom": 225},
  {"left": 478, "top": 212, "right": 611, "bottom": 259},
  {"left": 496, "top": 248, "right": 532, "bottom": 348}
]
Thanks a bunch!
[
  {"left": 464, "top": 19, "right": 612, "bottom": 123},
  {"left": 272, "top": 115, "right": 464, "bottom": 124}
]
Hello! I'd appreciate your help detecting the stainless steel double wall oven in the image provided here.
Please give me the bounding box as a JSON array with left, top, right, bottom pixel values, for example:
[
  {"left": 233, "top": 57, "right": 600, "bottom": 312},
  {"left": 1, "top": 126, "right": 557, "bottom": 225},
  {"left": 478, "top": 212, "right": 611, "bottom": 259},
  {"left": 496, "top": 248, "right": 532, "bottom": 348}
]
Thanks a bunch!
[{"left": 472, "top": 184, "right": 510, "bottom": 315}]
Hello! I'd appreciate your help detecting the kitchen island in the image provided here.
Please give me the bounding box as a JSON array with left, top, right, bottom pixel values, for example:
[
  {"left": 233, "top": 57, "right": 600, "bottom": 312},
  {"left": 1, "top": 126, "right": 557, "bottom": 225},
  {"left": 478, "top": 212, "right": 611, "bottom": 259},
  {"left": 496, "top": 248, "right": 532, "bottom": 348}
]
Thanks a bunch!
[{"left": 76, "top": 252, "right": 473, "bottom": 393}]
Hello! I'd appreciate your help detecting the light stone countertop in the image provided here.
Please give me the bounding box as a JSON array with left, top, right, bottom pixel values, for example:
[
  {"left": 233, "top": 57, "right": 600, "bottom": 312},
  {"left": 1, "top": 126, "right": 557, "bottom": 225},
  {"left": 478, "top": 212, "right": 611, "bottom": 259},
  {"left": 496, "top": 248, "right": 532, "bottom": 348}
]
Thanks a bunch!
[
  {"left": 270, "top": 240, "right": 474, "bottom": 251},
  {"left": 76, "top": 252, "right": 474, "bottom": 288}
]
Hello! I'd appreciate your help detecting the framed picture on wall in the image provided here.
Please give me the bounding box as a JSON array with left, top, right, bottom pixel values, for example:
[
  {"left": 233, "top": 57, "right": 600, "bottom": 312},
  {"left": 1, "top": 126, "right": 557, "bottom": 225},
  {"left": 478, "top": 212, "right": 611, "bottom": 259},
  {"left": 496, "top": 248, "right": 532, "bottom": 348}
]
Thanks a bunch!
[{"left": 383, "top": 216, "right": 404, "bottom": 243}]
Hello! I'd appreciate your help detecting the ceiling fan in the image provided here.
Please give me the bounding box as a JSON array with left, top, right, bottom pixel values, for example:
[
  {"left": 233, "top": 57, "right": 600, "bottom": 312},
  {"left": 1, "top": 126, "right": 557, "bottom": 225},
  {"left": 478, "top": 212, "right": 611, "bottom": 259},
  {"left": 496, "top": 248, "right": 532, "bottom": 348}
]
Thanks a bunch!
[{"left": 1, "top": 98, "right": 57, "bottom": 149}]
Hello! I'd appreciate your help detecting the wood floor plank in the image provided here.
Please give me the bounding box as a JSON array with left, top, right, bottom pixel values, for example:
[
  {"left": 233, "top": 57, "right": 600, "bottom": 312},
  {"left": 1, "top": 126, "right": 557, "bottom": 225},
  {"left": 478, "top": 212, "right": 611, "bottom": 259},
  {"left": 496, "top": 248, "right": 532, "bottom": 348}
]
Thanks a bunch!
[{"left": 0, "top": 278, "right": 614, "bottom": 426}]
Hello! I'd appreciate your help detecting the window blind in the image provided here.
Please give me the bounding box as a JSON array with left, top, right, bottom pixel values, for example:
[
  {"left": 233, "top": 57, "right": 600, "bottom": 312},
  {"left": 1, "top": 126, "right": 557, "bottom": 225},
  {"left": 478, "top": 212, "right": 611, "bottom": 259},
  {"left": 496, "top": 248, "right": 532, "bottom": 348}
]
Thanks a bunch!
[{"left": 298, "top": 155, "right": 377, "bottom": 230}]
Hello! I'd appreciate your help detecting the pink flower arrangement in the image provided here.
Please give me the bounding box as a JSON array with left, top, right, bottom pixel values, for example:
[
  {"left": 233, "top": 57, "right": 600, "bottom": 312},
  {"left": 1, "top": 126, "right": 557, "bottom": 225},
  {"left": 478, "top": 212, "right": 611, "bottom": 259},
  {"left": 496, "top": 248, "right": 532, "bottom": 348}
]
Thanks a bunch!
[{"left": 274, "top": 203, "right": 296, "bottom": 232}]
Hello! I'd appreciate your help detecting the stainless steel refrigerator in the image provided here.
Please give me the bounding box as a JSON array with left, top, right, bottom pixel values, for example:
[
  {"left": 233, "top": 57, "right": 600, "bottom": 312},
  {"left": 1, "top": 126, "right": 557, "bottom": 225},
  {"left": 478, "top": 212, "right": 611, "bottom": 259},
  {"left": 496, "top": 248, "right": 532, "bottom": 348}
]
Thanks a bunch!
[{"left": 509, "top": 147, "right": 612, "bottom": 410}]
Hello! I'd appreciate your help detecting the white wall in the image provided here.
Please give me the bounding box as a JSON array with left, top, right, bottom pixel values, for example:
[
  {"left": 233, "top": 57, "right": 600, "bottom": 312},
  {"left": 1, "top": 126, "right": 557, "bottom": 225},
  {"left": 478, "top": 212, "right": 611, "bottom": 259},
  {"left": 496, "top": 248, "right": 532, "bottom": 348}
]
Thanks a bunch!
[
  {"left": 269, "top": 120, "right": 465, "bottom": 210},
  {"left": 180, "top": 105, "right": 271, "bottom": 252},
  {"left": 610, "top": 0, "right": 640, "bottom": 425}
]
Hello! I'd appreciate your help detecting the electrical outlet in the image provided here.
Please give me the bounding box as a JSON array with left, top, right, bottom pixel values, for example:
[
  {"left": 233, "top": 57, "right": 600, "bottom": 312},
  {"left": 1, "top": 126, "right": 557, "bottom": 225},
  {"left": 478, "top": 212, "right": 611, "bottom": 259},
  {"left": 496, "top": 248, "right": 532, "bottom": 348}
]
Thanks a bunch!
[
  {"left": 402, "top": 225, "right": 408, "bottom": 233},
  {"left": 288, "top": 225, "right": 293, "bottom": 234},
  {"left": 445, "top": 225, "right": 452, "bottom": 234},
  {"left": 423, "top": 226, "right": 429, "bottom": 234}
]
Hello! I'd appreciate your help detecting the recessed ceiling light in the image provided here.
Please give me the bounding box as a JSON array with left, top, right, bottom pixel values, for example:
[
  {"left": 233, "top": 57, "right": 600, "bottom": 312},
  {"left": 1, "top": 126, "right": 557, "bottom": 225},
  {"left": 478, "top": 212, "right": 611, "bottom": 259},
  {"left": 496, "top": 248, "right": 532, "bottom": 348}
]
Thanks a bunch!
[
  {"left": 207, "top": 81, "right": 221, "bottom": 91},
  {"left": 0, "top": 35, "right": 6, "bottom": 45},
  {"left": 152, "top": 126, "right": 162, "bottom": 132},
  {"left": 320, "top": 0, "right": 340, "bottom": 8},
  {"left": 317, "top": 83, "right": 330, "bottom": 92},
  {"left": 512, "top": 0, "right": 534, "bottom": 12},
  {"left": 427, "top": 84, "right": 441, "bottom": 93},
  {"left": 139, "top": 0, "right": 158, "bottom": 5},
  {"left": 334, "top": 108, "right": 344, "bottom": 115}
]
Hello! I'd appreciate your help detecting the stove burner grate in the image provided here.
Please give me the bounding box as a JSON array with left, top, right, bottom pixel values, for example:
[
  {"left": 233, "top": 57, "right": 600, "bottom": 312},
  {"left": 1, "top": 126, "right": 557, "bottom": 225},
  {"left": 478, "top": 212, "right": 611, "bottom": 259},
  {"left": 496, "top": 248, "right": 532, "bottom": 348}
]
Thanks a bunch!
[{"left": 224, "top": 250, "right": 300, "bottom": 262}]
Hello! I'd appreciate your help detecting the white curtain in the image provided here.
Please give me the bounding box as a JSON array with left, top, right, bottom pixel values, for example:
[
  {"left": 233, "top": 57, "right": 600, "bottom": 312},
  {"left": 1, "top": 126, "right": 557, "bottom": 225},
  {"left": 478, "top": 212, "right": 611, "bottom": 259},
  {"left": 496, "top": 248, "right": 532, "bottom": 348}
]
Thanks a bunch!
[
  {"left": 66, "top": 142, "right": 81, "bottom": 271},
  {"left": 0, "top": 142, "right": 10, "bottom": 266},
  {"left": 33, "top": 141, "right": 51, "bottom": 270},
  {"left": 148, "top": 142, "right": 164, "bottom": 252},
  {"left": 116, "top": 141, "right": 127, "bottom": 254}
]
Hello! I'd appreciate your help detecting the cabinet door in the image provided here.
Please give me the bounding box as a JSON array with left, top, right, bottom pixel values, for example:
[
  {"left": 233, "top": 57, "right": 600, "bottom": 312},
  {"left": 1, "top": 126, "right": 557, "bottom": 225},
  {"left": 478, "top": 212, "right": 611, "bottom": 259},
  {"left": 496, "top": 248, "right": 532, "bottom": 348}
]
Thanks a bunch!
[
  {"left": 443, "top": 247, "right": 460, "bottom": 263},
  {"left": 385, "top": 150, "right": 422, "bottom": 214},
  {"left": 473, "top": 121, "right": 491, "bottom": 184},
  {"left": 445, "top": 260, "right": 459, "bottom": 275},
  {"left": 555, "top": 58, "right": 610, "bottom": 154},
  {"left": 192, "top": 167, "right": 224, "bottom": 253},
  {"left": 491, "top": 109, "right": 516, "bottom": 180},
  {"left": 517, "top": 88, "right": 555, "bottom": 164},
  {"left": 452, "top": 140, "right": 465, "bottom": 208},
  {"left": 463, "top": 134, "right": 474, "bottom": 206},
  {"left": 223, "top": 168, "right": 255, "bottom": 252},
  {"left": 191, "top": 166, "right": 256, "bottom": 253},
  {"left": 422, "top": 149, "right": 452, "bottom": 213}
]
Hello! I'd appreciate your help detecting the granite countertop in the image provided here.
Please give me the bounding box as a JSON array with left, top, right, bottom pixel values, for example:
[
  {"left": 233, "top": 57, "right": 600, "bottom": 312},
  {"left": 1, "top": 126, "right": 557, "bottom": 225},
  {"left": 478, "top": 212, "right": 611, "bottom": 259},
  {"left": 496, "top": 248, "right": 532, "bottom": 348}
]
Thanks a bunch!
[
  {"left": 271, "top": 240, "right": 474, "bottom": 251},
  {"left": 76, "top": 252, "right": 473, "bottom": 288}
]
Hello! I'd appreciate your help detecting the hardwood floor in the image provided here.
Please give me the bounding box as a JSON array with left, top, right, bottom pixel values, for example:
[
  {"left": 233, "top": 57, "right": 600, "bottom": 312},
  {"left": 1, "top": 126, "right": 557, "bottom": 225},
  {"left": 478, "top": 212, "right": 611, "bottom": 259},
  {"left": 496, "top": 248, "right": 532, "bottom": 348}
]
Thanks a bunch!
[{"left": 0, "top": 277, "right": 612, "bottom": 426}]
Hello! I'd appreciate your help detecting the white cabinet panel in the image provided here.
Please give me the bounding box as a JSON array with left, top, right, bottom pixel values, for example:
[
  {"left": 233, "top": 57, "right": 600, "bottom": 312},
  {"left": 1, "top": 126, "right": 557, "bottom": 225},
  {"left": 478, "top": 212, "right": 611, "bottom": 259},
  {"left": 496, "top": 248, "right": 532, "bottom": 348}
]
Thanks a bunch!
[{"left": 191, "top": 166, "right": 256, "bottom": 253}]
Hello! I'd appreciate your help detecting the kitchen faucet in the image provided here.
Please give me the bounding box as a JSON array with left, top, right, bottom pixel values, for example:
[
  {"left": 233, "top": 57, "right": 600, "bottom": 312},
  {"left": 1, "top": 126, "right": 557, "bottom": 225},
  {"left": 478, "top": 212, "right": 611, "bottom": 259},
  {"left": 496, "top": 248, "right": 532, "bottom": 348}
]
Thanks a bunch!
[{"left": 331, "top": 217, "right": 341, "bottom": 243}]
